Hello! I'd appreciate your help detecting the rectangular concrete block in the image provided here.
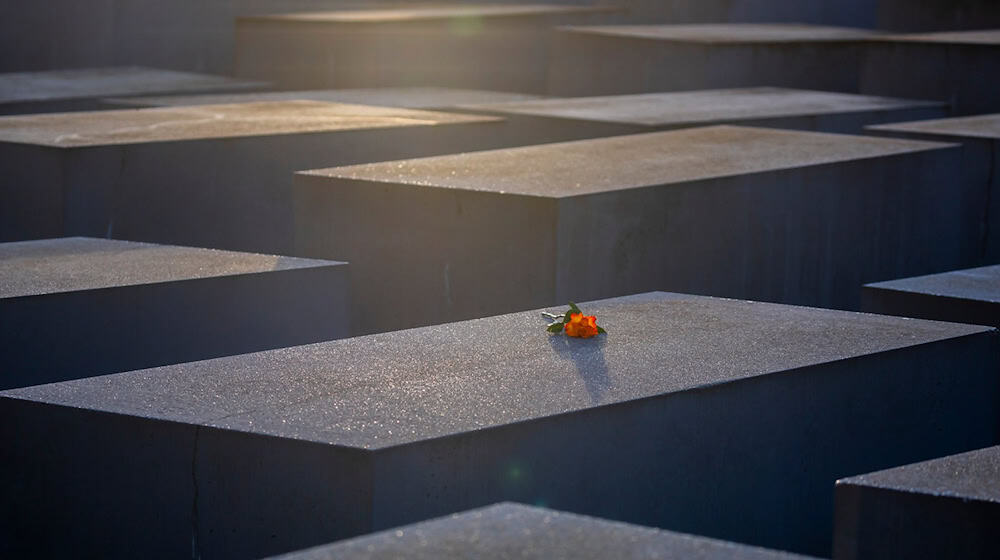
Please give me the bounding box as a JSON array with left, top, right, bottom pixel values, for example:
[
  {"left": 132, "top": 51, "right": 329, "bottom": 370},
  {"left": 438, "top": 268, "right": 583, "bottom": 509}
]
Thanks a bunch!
[
  {"left": 267, "top": 503, "right": 817, "bottom": 560},
  {"left": 868, "top": 114, "right": 1000, "bottom": 262},
  {"left": 0, "top": 100, "right": 501, "bottom": 254},
  {"left": 459, "top": 87, "right": 948, "bottom": 135},
  {"left": 862, "top": 264, "right": 1000, "bottom": 328},
  {"left": 834, "top": 446, "right": 1000, "bottom": 559},
  {"left": 547, "top": 24, "right": 882, "bottom": 96},
  {"left": 861, "top": 30, "right": 1000, "bottom": 115},
  {"left": 102, "top": 86, "right": 547, "bottom": 110},
  {"left": 294, "top": 125, "right": 972, "bottom": 334},
  {"left": 0, "top": 66, "right": 267, "bottom": 115},
  {"left": 0, "top": 237, "right": 349, "bottom": 389},
  {"left": 2, "top": 292, "right": 997, "bottom": 558},
  {"left": 234, "top": 4, "right": 621, "bottom": 92}
]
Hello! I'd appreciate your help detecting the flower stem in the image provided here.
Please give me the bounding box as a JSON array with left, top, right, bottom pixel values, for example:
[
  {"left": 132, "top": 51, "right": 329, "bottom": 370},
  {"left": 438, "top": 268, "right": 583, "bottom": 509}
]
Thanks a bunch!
[{"left": 541, "top": 312, "right": 564, "bottom": 320}]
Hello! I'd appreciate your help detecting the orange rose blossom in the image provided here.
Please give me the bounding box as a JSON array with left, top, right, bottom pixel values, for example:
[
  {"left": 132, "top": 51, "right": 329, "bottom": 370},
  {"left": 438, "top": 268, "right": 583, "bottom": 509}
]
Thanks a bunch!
[{"left": 564, "top": 312, "right": 600, "bottom": 338}]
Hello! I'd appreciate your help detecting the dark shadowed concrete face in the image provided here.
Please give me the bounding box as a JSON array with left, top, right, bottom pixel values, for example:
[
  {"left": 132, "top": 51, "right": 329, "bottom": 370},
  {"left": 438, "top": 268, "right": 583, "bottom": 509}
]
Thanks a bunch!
[
  {"left": 0, "top": 237, "right": 350, "bottom": 389},
  {"left": 104, "top": 86, "right": 546, "bottom": 110},
  {"left": 267, "top": 503, "right": 817, "bottom": 560},
  {"left": 834, "top": 446, "right": 1000, "bottom": 560}
]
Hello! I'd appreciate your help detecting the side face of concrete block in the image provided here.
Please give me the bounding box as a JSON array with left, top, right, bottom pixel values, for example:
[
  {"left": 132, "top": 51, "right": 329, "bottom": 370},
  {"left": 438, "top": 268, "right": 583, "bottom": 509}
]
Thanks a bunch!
[
  {"left": 862, "top": 264, "right": 1000, "bottom": 328},
  {"left": 0, "top": 66, "right": 267, "bottom": 115},
  {"left": 834, "top": 446, "right": 1000, "bottom": 560},
  {"left": 295, "top": 126, "right": 971, "bottom": 335},
  {"left": 547, "top": 25, "right": 879, "bottom": 96},
  {"left": 0, "top": 237, "right": 350, "bottom": 389},
  {"left": 267, "top": 503, "right": 816, "bottom": 560},
  {"left": 2, "top": 293, "right": 997, "bottom": 558},
  {"left": 0, "top": 101, "right": 500, "bottom": 254},
  {"left": 861, "top": 34, "right": 1000, "bottom": 116},
  {"left": 234, "top": 6, "right": 618, "bottom": 92}
]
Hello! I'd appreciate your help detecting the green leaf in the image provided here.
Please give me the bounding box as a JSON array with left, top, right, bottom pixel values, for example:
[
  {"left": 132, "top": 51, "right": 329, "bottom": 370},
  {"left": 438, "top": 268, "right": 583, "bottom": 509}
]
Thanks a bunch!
[
  {"left": 547, "top": 323, "right": 565, "bottom": 333},
  {"left": 567, "top": 301, "right": 582, "bottom": 315},
  {"left": 596, "top": 326, "right": 607, "bottom": 335}
]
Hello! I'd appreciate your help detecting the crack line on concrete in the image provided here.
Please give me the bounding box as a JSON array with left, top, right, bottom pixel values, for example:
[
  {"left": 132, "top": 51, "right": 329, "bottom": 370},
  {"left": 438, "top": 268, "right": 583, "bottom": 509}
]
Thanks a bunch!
[{"left": 982, "top": 141, "right": 996, "bottom": 261}]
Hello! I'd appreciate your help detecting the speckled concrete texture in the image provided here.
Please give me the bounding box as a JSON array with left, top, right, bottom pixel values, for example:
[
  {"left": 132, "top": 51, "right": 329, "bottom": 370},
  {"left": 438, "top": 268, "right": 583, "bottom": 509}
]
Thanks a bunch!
[
  {"left": 459, "top": 88, "right": 945, "bottom": 129},
  {"left": 556, "top": 23, "right": 881, "bottom": 44},
  {"left": 834, "top": 446, "right": 1000, "bottom": 559},
  {"left": 2, "top": 292, "right": 997, "bottom": 558},
  {"left": 869, "top": 113, "right": 1000, "bottom": 140},
  {"left": 105, "top": 86, "right": 545, "bottom": 110},
  {"left": 0, "top": 66, "right": 267, "bottom": 115},
  {"left": 240, "top": 5, "right": 620, "bottom": 24},
  {"left": 0, "top": 237, "right": 349, "bottom": 389},
  {"left": 268, "top": 503, "right": 817, "bottom": 560}
]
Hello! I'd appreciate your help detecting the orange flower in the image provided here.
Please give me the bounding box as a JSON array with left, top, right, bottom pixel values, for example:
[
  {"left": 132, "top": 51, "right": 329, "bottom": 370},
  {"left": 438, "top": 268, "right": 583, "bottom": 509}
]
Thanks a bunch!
[{"left": 564, "top": 312, "right": 599, "bottom": 338}]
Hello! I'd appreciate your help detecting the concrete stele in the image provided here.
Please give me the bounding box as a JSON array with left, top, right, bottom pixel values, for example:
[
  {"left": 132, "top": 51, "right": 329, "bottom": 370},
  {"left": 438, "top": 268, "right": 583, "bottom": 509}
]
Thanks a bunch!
[
  {"left": 862, "top": 264, "right": 1000, "bottom": 328},
  {"left": 2, "top": 292, "right": 996, "bottom": 558},
  {"left": 0, "top": 237, "right": 349, "bottom": 389},
  {"left": 0, "top": 100, "right": 500, "bottom": 254},
  {"left": 547, "top": 24, "right": 883, "bottom": 96},
  {"left": 834, "top": 446, "right": 1000, "bottom": 559},
  {"left": 294, "top": 125, "right": 969, "bottom": 334}
]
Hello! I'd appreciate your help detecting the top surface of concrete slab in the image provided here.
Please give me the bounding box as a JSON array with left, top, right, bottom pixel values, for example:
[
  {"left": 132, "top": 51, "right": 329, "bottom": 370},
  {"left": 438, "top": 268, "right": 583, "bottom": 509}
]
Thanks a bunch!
[
  {"left": 0, "top": 237, "right": 338, "bottom": 299},
  {"left": 869, "top": 113, "right": 1000, "bottom": 141},
  {"left": 301, "top": 125, "right": 954, "bottom": 198},
  {"left": 865, "top": 265, "right": 1000, "bottom": 304},
  {"left": 107, "top": 87, "right": 545, "bottom": 110},
  {"left": 460, "top": 87, "right": 943, "bottom": 127},
  {"left": 0, "top": 66, "right": 266, "bottom": 105},
  {"left": 269, "top": 503, "right": 814, "bottom": 559},
  {"left": 840, "top": 446, "right": 1000, "bottom": 503},
  {"left": 242, "top": 4, "right": 618, "bottom": 24},
  {"left": 875, "top": 29, "right": 1000, "bottom": 45},
  {"left": 0, "top": 100, "right": 499, "bottom": 148},
  {"left": 557, "top": 23, "right": 882, "bottom": 44},
  {"left": 3, "top": 292, "right": 988, "bottom": 450}
]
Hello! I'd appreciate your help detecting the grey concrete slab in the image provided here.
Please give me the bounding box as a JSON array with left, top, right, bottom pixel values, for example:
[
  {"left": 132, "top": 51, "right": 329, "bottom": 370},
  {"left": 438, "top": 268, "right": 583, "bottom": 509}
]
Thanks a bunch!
[
  {"left": 834, "top": 446, "right": 1000, "bottom": 559},
  {"left": 861, "top": 30, "right": 1000, "bottom": 115},
  {"left": 0, "top": 100, "right": 501, "bottom": 255},
  {"left": 103, "top": 86, "right": 546, "bottom": 110},
  {"left": 294, "top": 125, "right": 971, "bottom": 334},
  {"left": 267, "top": 503, "right": 817, "bottom": 560},
  {"left": 459, "top": 87, "right": 947, "bottom": 135},
  {"left": 0, "top": 237, "right": 349, "bottom": 389},
  {"left": 547, "top": 24, "right": 883, "bottom": 96},
  {"left": 0, "top": 66, "right": 268, "bottom": 115},
  {"left": 862, "top": 265, "right": 1000, "bottom": 328},
  {"left": 234, "top": 4, "right": 622, "bottom": 92},
  {"left": 2, "top": 292, "right": 996, "bottom": 558},
  {"left": 867, "top": 114, "right": 1000, "bottom": 262}
]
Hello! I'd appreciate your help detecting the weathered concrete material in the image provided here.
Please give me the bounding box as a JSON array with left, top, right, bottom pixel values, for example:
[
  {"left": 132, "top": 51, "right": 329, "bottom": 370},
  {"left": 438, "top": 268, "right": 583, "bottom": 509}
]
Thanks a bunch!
[
  {"left": 459, "top": 87, "right": 947, "bottom": 135},
  {"left": 868, "top": 114, "right": 1000, "bottom": 262},
  {"left": 834, "top": 446, "right": 1000, "bottom": 559},
  {"left": 0, "top": 237, "right": 348, "bottom": 389},
  {"left": 267, "top": 503, "right": 817, "bottom": 560},
  {"left": 103, "top": 86, "right": 546, "bottom": 110},
  {"left": 0, "top": 66, "right": 267, "bottom": 115},
  {"left": 547, "top": 24, "right": 882, "bottom": 96},
  {"left": 861, "top": 30, "right": 1000, "bottom": 115},
  {"left": 294, "top": 125, "right": 969, "bottom": 334},
  {"left": 0, "top": 100, "right": 501, "bottom": 255},
  {"left": 1, "top": 292, "right": 996, "bottom": 558},
  {"left": 862, "top": 265, "right": 1000, "bottom": 328},
  {"left": 234, "top": 4, "right": 621, "bottom": 92}
]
